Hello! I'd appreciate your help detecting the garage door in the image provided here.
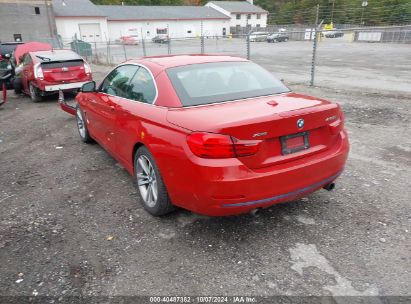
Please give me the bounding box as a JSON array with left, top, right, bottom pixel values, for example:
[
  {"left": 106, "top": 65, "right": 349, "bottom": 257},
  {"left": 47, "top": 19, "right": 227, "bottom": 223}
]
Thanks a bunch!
[{"left": 79, "top": 23, "right": 102, "bottom": 42}]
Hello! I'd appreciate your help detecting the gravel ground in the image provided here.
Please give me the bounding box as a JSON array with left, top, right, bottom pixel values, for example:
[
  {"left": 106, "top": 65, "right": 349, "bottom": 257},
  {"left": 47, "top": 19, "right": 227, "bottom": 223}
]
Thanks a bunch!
[{"left": 0, "top": 64, "right": 410, "bottom": 300}]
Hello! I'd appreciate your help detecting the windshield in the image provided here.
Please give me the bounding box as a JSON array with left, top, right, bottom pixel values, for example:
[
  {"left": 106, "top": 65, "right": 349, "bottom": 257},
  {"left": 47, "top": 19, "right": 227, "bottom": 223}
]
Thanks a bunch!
[{"left": 166, "top": 61, "right": 290, "bottom": 107}]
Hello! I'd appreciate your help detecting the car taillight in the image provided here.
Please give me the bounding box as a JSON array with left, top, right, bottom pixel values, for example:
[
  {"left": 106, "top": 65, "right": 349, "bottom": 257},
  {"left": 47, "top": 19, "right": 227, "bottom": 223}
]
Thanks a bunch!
[
  {"left": 34, "top": 63, "right": 43, "bottom": 79},
  {"left": 84, "top": 62, "right": 91, "bottom": 74},
  {"left": 187, "top": 132, "right": 261, "bottom": 159}
]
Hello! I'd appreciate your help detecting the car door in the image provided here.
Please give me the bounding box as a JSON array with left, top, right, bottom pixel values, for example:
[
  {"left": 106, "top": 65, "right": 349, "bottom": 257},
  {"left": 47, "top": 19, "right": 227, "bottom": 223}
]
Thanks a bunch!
[
  {"left": 86, "top": 64, "right": 138, "bottom": 153},
  {"left": 21, "top": 54, "right": 33, "bottom": 93},
  {"left": 111, "top": 66, "right": 159, "bottom": 165}
]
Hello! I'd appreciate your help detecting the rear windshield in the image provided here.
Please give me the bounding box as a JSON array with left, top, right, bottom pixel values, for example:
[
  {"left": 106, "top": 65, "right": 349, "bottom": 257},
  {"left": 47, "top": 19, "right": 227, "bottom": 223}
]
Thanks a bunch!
[
  {"left": 40, "top": 59, "right": 84, "bottom": 69},
  {"left": 166, "top": 61, "right": 290, "bottom": 106}
]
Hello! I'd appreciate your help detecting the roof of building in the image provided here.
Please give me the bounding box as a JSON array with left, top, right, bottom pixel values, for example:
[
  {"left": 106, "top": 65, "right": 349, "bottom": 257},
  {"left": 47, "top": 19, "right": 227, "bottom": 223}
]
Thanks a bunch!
[
  {"left": 207, "top": 1, "right": 267, "bottom": 14},
  {"left": 52, "top": 0, "right": 230, "bottom": 20},
  {"left": 99, "top": 5, "right": 230, "bottom": 21},
  {"left": 53, "top": 0, "right": 105, "bottom": 17}
]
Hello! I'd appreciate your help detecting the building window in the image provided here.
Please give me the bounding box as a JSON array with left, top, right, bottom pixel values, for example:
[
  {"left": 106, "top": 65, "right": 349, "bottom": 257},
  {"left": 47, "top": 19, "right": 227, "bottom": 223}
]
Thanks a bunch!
[
  {"left": 34, "top": 7, "right": 40, "bottom": 14},
  {"left": 256, "top": 24, "right": 260, "bottom": 28},
  {"left": 157, "top": 28, "right": 167, "bottom": 34},
  {"left": 13, "top": 34, "right": 22, "bottom": 42},
  {"left": 236, "top": 14, "right": 241, "bottom": 20},
  {"left": 257, "top": 14, "right": 261, "bottom": 19},
  {"left": 247, "top": 14, "right": 251, "bottom": 19}
]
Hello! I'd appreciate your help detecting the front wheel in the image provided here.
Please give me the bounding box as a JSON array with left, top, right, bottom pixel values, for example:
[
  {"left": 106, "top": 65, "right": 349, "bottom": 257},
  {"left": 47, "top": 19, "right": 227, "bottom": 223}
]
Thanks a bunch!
[
  {"left": 134, "top": 147, "right": 175, "bottom": 216},
  {"left": 29, "top": 82, "right": 42, "bottom": 103}
]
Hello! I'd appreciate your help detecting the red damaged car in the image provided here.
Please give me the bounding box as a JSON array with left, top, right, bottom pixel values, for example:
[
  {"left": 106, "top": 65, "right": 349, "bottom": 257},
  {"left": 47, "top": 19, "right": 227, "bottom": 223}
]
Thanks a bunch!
[
  {"left": 18, "top": 49, "right": 92, "bottom": 102},
  {"left": 65, "top": 55, "right": 349, "bottom": 216}
]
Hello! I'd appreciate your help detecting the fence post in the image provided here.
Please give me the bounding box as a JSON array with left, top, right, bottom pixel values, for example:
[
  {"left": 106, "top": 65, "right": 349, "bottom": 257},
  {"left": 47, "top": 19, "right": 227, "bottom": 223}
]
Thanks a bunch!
[
  {"left": 201, "top": 20, "right": 205, "bottom": 54},
  {"left": 141, "top": 28, "right": 147, "bottom": 57},
  {"left": 167, "top": 24, "right": 171, "bottom": 55},
  {"left": 106, "top": 40, "right": 111, "bottom": 65},
  {"left": 74, "top": 33, "right": 80, "bottom": 55},
  {"left": 123, "top": 43, "right": 128, "bottom": 61},
  {"left": 310, "top": 4, "right": 320, "bottom": 87},
  {"left": 94, "top": 41, "right": 98, "bottom": 64},
  {"left": 246, "top": 31, "right": 251, "bottom": 60}
]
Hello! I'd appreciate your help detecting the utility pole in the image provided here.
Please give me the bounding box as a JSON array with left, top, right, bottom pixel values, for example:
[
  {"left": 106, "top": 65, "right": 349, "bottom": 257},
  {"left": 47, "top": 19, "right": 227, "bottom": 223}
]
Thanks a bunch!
[
  {"left": 310, "top": 4, "right": 320, "bottom": 86},
  {"left": 361, "top": 1, "right": 368, "bottom": 25},
  {"left": 330, "top": 0, "right": 335, "bottom": 24}
]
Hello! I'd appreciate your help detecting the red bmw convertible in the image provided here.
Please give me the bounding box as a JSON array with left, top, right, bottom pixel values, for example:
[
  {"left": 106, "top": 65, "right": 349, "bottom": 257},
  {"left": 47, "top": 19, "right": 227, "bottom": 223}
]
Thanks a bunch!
[{"left": 68, "top": 55, "right": 349, "bottom": 216}]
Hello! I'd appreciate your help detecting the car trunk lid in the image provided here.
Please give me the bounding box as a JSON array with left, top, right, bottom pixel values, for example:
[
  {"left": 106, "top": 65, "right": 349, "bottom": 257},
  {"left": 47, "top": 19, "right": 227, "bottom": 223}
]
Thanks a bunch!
[{"left": 167, "top": 92, "right": 343, "bottom": 169}]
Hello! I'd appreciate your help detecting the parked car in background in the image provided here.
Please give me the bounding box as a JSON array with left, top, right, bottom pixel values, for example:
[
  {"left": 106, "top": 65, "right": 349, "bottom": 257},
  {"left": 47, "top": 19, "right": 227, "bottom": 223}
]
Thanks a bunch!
[
  {"left": 66, "top": 55, "right": 349, "bottom": 217},
  {"left": 0, "top": 41, "right": 24, "bottom": 59},
  {"left": 0, "top": 53, "right": 15, "bottom": 90},
  {"left": 152, "top": 34, "right": 170, "bottom": 44},
  {"left": 120, "top": 35, "right": 139, "bottom": 45},
  {"left": 16, "top": 49, "right": 92, "bottom": 102},
  {"left": 249, "top": 32, "right": 269, "bottom": 42},
  {"left": 267, "top": 32, "right": 289, "bottom": 43},
  {"left": 323, "top": 30, "right": 344, "bottom": 38}
]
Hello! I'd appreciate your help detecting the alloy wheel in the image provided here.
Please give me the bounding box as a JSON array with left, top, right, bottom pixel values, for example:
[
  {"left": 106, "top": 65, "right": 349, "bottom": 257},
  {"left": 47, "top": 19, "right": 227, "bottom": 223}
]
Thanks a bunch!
[
  {"left": 76, "top": 108, "right": 86, "bottom": 138},
  {"left": 136, "top": 155, "right": 158, "bottom": 208}
]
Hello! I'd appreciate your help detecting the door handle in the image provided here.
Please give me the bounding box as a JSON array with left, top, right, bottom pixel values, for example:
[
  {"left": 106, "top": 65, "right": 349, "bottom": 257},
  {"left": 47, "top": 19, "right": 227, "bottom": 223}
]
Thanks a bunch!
[{"left": 110, "top": 106, "right": 115, "bottom": 111}]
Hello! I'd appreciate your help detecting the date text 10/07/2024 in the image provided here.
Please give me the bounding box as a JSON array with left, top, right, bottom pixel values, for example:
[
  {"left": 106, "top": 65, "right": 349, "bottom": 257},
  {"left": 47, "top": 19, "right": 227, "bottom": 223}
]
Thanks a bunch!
[{"left": 149, "top": 296, "right": 257, "bottom": 303}]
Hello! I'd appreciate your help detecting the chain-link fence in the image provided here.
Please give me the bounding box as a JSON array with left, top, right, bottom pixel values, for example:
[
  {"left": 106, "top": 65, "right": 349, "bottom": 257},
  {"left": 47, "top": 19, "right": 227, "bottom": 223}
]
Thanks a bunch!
[{"left": 61, "top": 24, "right": 410, "bottom": 94}]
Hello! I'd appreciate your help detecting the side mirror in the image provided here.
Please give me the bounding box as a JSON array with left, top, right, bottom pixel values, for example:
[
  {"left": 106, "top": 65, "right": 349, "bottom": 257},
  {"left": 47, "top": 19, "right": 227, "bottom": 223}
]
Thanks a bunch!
[{"left": 81, "top": 81, "right": 96, "bottom": 92}]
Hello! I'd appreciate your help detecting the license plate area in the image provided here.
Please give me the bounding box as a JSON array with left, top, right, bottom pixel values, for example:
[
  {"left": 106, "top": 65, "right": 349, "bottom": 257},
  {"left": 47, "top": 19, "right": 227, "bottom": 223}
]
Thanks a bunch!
[{"left": 280, "top": 131, "right": 310, "bottom": 155}]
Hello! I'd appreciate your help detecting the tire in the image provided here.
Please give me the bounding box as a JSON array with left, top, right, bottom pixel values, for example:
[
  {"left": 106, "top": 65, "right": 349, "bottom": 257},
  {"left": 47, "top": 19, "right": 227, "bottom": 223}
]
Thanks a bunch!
[
  {"left": 0, "top": 82, "right": 6, "bottom": 105},
  {"left": 274, "top": 39, "right": 278, "bottom": 43},
  {"left": 76, "top": 106, "right": 93, "bottom": 143},
  {"left": 29, "top": 82, "right": 42, "bottom": 103},
  {"left": 134, "top": 146, "right": 174, "bottom": 216},
  {"left": 284, "top": 38, "right": 289, "bottom": 42},
  {"left": 13, "top": 78, "right": 22, "bottom": 94}
]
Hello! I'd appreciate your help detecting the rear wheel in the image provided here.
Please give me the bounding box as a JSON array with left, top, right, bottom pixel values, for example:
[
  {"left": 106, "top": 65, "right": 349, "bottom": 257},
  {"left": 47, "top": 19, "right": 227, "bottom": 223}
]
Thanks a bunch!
[
  {"left": 13, "top": 78, "right": 22, "bottom": 94},
  {"left": 134, "top": 147, "right": 174, "bottom": 216},
  {"left": 76, "top": 106, "right": 93, "bottom": 143},
  {"left": 29, "top": 82, "right": 42, "bottom": 103},
  {"left": 0, "top": 82, "right": 6, "bottom": 105}
]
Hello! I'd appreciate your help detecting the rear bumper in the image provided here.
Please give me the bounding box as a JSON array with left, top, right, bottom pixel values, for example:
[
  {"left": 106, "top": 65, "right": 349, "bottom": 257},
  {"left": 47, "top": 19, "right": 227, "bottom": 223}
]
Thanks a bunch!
[
  {"left": 170, "top": 130, "right": 349, "bottom": 216},
  {"left": 44, "top": 81, "right": 88, "bottom": 92}
]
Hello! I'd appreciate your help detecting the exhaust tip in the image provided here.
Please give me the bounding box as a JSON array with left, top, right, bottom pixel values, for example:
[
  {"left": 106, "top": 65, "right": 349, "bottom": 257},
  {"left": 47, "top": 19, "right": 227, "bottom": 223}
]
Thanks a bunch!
[
  {"left": 323, "top": 182, "right": 335, "bottom": 191},
  {"left": 250, "top": 208, "right": 262, "bottom": 216}
]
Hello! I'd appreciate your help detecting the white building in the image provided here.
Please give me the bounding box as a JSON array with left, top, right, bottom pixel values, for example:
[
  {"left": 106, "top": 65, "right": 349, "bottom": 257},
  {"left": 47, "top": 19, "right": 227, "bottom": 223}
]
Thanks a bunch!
[
  {"left": 53, "top": 0, "right": 230, "bottom": 42},
  {"left": 205, "top": 1, "right": 268, "bottom": 32},
  {"left": 100, "top": 5, "right": 230, "bottom": 40},
  {"left": 53, "top": 0, "right": 109, "bottom": 42}
]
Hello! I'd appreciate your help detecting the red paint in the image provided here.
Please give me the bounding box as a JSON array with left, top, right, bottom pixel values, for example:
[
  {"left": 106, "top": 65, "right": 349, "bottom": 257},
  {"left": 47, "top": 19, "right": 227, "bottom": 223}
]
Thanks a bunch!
[
  {"left": 76, "top": 55, "right": 349, "bottom": 216},
  {"left": 19, "top": 49, "right": 92, "bottom": 96},
  {"left": 14, "top": 42, "right": 52, "bottom": 65}
]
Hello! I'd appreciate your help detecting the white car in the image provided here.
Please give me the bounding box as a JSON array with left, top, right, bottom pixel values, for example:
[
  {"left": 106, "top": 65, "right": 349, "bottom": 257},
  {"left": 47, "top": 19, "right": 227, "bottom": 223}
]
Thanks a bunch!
[{"left": 249, "top": 32, "right": 269, "bottom": 42}]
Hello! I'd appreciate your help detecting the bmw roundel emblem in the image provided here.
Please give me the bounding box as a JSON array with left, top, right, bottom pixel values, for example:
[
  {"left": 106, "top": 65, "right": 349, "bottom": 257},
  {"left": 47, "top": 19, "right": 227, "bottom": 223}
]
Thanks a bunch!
[{"left": 297, "top": 118, "right": 305, "bottom": 129}]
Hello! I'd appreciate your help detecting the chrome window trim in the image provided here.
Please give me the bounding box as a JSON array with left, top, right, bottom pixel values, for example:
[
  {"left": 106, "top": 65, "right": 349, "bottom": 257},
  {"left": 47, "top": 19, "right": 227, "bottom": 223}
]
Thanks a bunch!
[{"left": 98, "top": 62, "right": 160, "bottom": 107}]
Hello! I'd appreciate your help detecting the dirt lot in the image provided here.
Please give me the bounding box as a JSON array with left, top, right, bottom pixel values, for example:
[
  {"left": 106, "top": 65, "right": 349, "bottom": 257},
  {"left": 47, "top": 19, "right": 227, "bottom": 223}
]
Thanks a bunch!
[{"left": 0, "top": 64, "right": 410, "bottom": 299}]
